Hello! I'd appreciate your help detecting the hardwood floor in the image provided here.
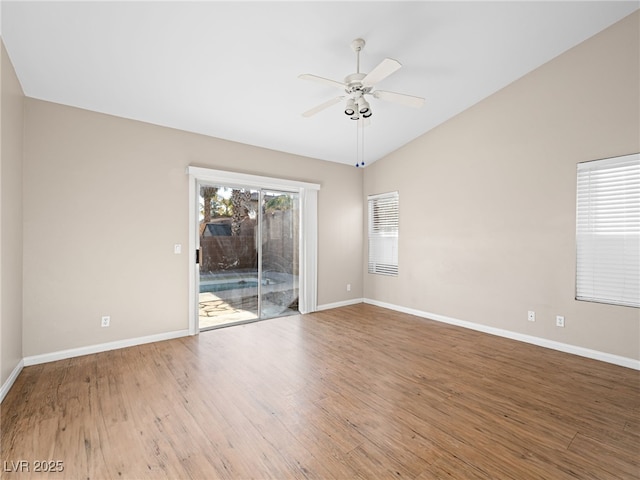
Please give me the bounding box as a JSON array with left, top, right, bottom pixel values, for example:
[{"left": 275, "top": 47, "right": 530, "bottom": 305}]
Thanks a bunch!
[{"left": 2, "top": 303, "right": 639, "bottom": 479}]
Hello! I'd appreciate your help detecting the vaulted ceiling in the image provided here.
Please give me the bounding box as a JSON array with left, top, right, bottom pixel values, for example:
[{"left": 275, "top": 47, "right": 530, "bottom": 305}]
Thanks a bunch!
[{"left": 2, "top": 1, "right": 637, "bottom": 165}]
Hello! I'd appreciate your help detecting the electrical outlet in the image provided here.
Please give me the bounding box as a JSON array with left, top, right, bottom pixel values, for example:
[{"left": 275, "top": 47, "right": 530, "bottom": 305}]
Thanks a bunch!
[
  {"left": 347, "top": 284, "right": 351, "bottom": 292},
  {"left": 527, "top": 311, "right": 535, "bottom": 322},
  {"left": 101, "top": 316, "right": 110, "bottom": 327},
  {"left": 556, "top": 315, "right": 565, "bottom": 327}
]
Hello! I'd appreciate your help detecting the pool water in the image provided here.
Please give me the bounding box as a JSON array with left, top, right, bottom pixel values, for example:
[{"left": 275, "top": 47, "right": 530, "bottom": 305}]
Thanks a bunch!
[{"left": 200, "top": 279, "right": 259, "bottom": 294}]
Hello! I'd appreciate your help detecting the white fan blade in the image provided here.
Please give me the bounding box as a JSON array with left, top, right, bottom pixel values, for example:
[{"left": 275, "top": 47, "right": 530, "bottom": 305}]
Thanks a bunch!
[
  {"left": 298, "top": 74, "right": 346, "bottom": 90},
  {"left": 373, "top": 90, "right": 425, "bottom": 108},
  {"left": 302, "top": 96, "right": 344, "bottom": 117},
  {"left": 362, "top": 58, "right": 402, "bottom": 87}
]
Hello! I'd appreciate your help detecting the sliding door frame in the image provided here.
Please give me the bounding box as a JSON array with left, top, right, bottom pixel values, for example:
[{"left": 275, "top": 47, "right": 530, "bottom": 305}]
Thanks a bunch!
[{"left": 186, "top": 166, "right": 320, "bottom": 335}]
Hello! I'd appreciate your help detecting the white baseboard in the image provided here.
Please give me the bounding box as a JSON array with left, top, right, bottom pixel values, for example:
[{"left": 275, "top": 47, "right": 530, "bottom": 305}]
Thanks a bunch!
[
  {"left": 1, "top": 359, "right": 25, "bottom": 403},
  {"left": 364, "top": 298, "right": 640, "bottom": 371},
  {"left": 316, "top": 298, "right": 364, "bottom": 311},
  {"left": 23, "top": 329, "right": 191, "bottom": 367},
  {"left": 8, "top": 298, "right": 637, "bottom": 403}
]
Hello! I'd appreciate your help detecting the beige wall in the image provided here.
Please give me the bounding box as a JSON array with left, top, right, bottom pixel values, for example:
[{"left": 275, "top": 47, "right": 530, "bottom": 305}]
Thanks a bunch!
[
  {"left": 364, "top": 12, "right": 639, "bottom": 360},
  {"left": 1, "top": 39, "right": 25, "bottom": 384},
  {"left": 22, "top": 100, "right": 363, "bottom": 357}
]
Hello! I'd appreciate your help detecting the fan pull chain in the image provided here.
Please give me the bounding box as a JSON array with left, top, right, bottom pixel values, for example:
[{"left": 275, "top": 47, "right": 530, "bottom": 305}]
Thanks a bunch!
[
  {"left": 355, "top": 120, "right": 359, "bottom": 167},
  {"left": 355, "top": 119, "right": 365, "bottom": 168},
  {"left": 361, "top": 120, "right": 365, "bottom": 167}
]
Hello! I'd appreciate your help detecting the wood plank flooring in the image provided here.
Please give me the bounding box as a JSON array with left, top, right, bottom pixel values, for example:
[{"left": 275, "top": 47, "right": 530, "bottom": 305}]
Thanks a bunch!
[{"left": 1, "top": 303, "right": 639, "bottom": 479}]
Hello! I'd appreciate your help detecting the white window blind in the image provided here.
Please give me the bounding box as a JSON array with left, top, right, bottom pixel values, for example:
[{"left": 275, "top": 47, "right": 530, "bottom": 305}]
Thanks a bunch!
[
  {"left": 576, "top": 153, "right": 640, "bottom": 308},
  {"left": 368, "top": 191, "right": 399, "bottom": 276}
]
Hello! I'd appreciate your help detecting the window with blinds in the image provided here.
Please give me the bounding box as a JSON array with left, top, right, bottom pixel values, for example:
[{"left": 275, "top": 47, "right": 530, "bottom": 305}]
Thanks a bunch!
[
  {"left": 576, "top": 153, "right": 639, "bottom": 308},
  {"left": 368, "top": 191, "right": 399, "bottom": 276}
]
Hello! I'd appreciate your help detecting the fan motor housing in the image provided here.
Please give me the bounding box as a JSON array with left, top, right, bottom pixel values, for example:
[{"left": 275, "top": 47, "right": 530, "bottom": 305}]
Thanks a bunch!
[{"left": 344, "top": 73, "right": 371, "bottom": 95}]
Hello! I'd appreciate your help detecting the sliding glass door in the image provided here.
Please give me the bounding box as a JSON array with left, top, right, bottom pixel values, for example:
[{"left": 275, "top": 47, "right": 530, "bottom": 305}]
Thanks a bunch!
[
  {"left": 197, "top": 184, "right": 299, "bottom": 330},
  {"left": 198, "top": 185, "right": 259, "bottom": 329},
  {"left": 260, "top": 190, "right": 299, "bottom": 319}
]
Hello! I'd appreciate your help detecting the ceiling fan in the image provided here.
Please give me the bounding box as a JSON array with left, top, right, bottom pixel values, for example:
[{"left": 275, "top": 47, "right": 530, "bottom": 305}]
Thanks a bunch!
[{"left": 299, "top": 38, "right": 425, "bottom": 120}]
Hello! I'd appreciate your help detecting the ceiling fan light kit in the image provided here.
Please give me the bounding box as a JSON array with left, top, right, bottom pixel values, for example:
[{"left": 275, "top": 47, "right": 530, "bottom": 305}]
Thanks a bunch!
[
  {"left": 345, "top": 98, "right": 356, "bottom": 116},
  {"left": 299, "top": 38, "right": 425, "bottom": 166},
  {"left": 359, "top": 98, "right": 371, "bottom": 116}
]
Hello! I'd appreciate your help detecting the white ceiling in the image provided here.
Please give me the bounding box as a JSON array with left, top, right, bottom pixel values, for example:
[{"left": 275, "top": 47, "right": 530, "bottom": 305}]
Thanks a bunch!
[{"left": 2, "top": 1, "right": 638, "bottom": 166}]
